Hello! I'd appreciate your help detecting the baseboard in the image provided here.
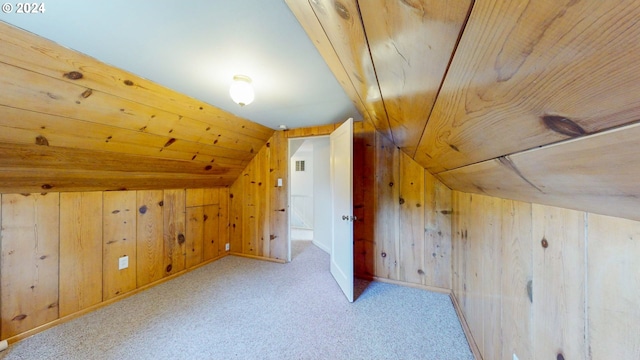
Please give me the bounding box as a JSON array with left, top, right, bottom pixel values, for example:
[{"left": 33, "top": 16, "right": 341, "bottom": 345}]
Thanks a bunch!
[
  {"left": 4, "top": 253, "right": 229, "bottom": 345},
  {"left": 229, "top": 252, "right": 286, "bottom": 264},
  {"left": 312, "top": 239, "right": 330, "bottom": 254},
  {"left": 449, "top": 292, "right": 483, "bottom": 360},
  {"left": 355, "top": 274, "right": 452, "bottom": 295}
]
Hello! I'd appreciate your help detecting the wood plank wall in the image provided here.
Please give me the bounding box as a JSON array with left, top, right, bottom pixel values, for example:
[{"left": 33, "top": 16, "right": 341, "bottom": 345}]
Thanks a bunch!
[
  {"left": 229, "top": 132, "right": 288, "bottom": 262},
  {"left": 250, "top": 122, "right": 452, "bottom": 289},
  {"left": 451, "top": 190, "right": 640, "bottom": 360},
  {"left": 0, "top": 187, "right": 229, "bottom": 341}
]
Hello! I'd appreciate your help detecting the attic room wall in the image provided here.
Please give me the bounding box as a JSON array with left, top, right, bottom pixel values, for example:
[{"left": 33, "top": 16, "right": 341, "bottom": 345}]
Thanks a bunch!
[
  {"left": 232, "top": 121, "right": 452, "bottom": 290},
  {"left": 0, "top": 188, "right": 229, "bottom": 342},
  {"left": 0, "top": 22, "right": 274, "bottom": 193},
  {"left": 451, "top": 191, "right": 640, "bottom": 360}
]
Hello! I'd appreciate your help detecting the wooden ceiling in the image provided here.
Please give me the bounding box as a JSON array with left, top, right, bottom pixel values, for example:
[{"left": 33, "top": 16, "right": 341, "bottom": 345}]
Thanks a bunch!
[
  {"left": 287, "top": 0, "right": 640, "bottom": 221},
  {"left": 0, "top": 22, "right": 274, "bottom": 193}
]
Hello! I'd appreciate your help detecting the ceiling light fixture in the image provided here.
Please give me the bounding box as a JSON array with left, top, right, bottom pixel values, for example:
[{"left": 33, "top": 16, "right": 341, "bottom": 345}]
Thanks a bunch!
[{"left": 229, "top": 75, "right": 254, "bottom": 107}]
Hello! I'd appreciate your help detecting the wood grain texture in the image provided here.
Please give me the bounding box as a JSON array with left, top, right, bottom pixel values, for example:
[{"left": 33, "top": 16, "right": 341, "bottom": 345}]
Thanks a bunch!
[
  {"left": 203, "top": 188, "right": 220, "bottom": 206},
  {"left": 1, "top": 193, "right": 59, "bottom": 338},
  {"left": 359, "top": 0, "right": 471, "bottom": 155},
  {"left": 374, "top": 132, "right": 400, "bottom": 280},
  {"left": 531, "top": 204, "right": 585, "bottom": 360},
  {"left": 353, "top": 120, "right": 376, "bottom": 277},
  {"left": 500, "top": 199, "right": 533, "bottom": 360},
  {"left": 59, "top": 192, "right": 103, "bottom": 317},
  {"left": 185, "top": 189, "right": 205, "bottom": 207},
  {"left": 308, "top": 0, "right": 393, "bottom": 141},
  {"left": 102, "top": 191, "right": 137, "bottom": 301},
  {"left": 136, "top": 190, "right": 164, "bottom": 287},
  {"left": 284, "top": 0, "right": 367, "bottom": 123},
  {"left": 0, "top": 64, "right": 260, "bottom": 161},
  {"left": 424, "top": 170, "right": 452, "bottom": 289},
  {"left": 218, "top": 188, "right": 230, "bottom": 255},
  {"left": 285, "top": 124, "right": 339, "bottom": 138},
  {"left": 203, "top": 204, "right": 220, "bottom": 261},
  {"left": 398, "top": 151, "right": 425, "bottom": 284},
  {"left": 587, "top": 213, "right": 640, "bottom": 360},
  {"left": 229, "top": 179, "right": 243, "bottom": 253},
  {"left": 438, "top": 121, "right": 640, "bottom": 223},
  {"left": 163, "top": 189, "right": 186, "bottom": 276},
  {"left": 268, "top": 132, "right": 288, "bottom": 261},
  {"left": 185, "top": 206, "right": 204, "bottom": 268},
  {"left": 415, "top": 0, "right": 640, "bottom": 173},
  {"left": 0, "top": 21, "right": 272, "bottom": 141}
]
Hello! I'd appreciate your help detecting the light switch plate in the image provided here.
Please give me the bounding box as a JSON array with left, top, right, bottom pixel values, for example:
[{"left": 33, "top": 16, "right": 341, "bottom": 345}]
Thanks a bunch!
[
  {"left": 119, "top": 255, "right": 129, "bottom": 270},
  {"left": 225, "top": 243, "right": 230, "bottom": 251},
  {"left": 277, "top": 178, "right": 283, "bottom": 187}
]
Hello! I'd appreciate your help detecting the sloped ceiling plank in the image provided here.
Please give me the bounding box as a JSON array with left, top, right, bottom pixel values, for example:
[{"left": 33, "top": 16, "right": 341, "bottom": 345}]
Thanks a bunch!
[
  {"left": 0, "top": 106, "right": 248, "bottom": 167},
  {"left": 285, "top": 0, "right": 368, "bottom": 122},
  {"left": 0, "top": 22, "right": 273, "bottom": 141},
  {"left": 0, "top": 168, "right": 234, "bottom": 193},
  {"left": 359, "top": 0, "right": 471, "bottom": 156},
  {"left": 414, "top": 0, "right": 640, "bottom": 174},
  {"left": 307, "top": 0, "right": 394, "bottom": 142},
  {"left": 438, "top": 121, "right": 640, "bottom": 222},
  {"left": 0, "top": 143, "right": 241, "bottom": 176},
  {"left": 0, "top": 62, "right": 260, "bottom": 160}
]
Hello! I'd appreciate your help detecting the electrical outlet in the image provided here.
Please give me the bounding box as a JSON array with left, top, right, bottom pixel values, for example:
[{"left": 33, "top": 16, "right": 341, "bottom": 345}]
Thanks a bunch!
[
  {"left": 513, "top": 353, "right": 519, "bottom": 360},
  {"left": 118, "top": 255, "right": 129, "bottom": 270},
  {"left": 225, "top": 243, "right": 230, "bottom": 251}
]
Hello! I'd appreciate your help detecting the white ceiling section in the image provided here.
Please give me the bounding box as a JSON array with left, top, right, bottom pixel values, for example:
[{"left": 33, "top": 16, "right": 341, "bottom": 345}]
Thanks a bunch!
[{"left": 0, "top": 0, "right": 360, "bottom": 129}]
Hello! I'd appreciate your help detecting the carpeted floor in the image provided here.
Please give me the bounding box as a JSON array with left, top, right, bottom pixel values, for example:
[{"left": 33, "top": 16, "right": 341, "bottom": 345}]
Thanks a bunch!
[{"left": 0, "top": 241, "right": 473, "bottom": 360}]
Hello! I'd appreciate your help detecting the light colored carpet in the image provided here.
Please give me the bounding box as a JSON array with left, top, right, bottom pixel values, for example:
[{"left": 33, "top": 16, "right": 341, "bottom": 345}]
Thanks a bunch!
[{"left": 0, "top": 241, "right": 473, "bottom": 360}]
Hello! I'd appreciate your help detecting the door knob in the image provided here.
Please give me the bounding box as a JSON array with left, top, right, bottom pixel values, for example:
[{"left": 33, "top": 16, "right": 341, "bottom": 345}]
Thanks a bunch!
[{"left": 342, "top": 215, "right": 348, "bottom": 220}]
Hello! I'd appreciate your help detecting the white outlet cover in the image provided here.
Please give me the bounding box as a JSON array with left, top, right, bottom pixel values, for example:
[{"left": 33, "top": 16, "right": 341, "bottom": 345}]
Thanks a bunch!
[
  {"left": 119, "top": 255, "right": 129, "bottom": 270},
  {"left": 225, "top": 243, "right": 230, "bottom": 251}
]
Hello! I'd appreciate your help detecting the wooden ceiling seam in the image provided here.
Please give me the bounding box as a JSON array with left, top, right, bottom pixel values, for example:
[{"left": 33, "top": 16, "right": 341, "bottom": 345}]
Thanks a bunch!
[{"left": 408, "top": 0, "right": 477, "bottom": 160}]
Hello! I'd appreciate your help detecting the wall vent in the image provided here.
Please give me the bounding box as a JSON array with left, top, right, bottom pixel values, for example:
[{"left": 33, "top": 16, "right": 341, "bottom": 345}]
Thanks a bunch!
[{"left": 295, "top": 160, "right": 305, "bottom": 172}]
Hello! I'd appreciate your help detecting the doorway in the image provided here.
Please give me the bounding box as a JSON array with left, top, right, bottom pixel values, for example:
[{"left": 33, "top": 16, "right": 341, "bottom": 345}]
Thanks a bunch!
[{"left": 288, "top": 136, "right": 331, "bottom": 260}]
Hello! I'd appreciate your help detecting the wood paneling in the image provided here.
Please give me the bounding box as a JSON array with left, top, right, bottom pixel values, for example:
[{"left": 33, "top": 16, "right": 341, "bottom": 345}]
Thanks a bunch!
[
  {"left": 203, "top": 204, "right": 220, "bottom": 261},
  {"left": 268, "top": 132, "right": 288, "bottom": 260},
  {"left": 398, "top": 152, "right": 425, "bottom": 284},
  {"left": 1, "top": 193, "right": 59, "bottom": 338},
  {"left": 308, "top": 0, "right": 392, "bottom": 141},
  {"left": 0, "top": 187, "right": 227, "bottom": 341},
  {"left": 531, "top": 205, "right": 585, "bottom": 359},
  {"left": 163, "top": 189, "right": 186, "bottom": 275},
  {"left": 374, "top": 131, "right": 400, "bottom": 280},
  {"left": 186, "top": 189, "right": 205, "bottom": 207},
  {"left": 0, "top": 22, "right": 272, "bottom": 194},
  {"left": 218, "top": 188, "right": 230, "bottom": 255},
  {"left": 284, "top": 0, "right": 368, "bottom": 123},
  {"left": 102, "top": 191, "right": 137, "bottom": 300},
  {"left": 424, "top": 171, "right": 452, "bottom": 289},
  {"left": 285, "top": 124, "right": 339, "bottom": 138},
  {"left": 59, "top": 192, "right": 103, "bottom": 317},
  {"left": 185, "top": 207, "right": 204, "bottom": 268},
  {"left": 230, "top": 132, "right": 288, "bottom": 262},
  {"left": 136, "top": 190, "right": 164, "bottom": 287},
  {"left": 500, "top": 199, "right": 533, "bottom": 360},
  {"left": 438, "top": 121, "right": 640, "bottom": 223},
  {"left": 588, "top": 213, "right": 640, "bottom": 360},
  {"left": 451, "top": 191, "right": 630, "bottom": 360},
  {"left": 359, "top": 0, "right": 471, "bottom": 155},
  {"left": 353, "top": 120, "right": 376, "bottom": 278},
  {"left": 0, "top": 22, "right": 272, "bottom": 141},
  {"left": 414, "top": 0, "right": 640, "bottom": 173}
]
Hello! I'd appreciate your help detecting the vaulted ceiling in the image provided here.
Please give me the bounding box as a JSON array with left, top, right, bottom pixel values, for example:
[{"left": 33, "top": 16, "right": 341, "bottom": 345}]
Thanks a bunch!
[{"left": 2, "top": 1, "right": 640, "bottom": 222}]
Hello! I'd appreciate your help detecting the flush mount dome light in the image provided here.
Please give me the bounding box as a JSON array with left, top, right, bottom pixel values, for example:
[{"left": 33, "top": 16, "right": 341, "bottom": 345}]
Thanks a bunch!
[{"left": 229, "top": 75, "right": 254, "bottom": 107}]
